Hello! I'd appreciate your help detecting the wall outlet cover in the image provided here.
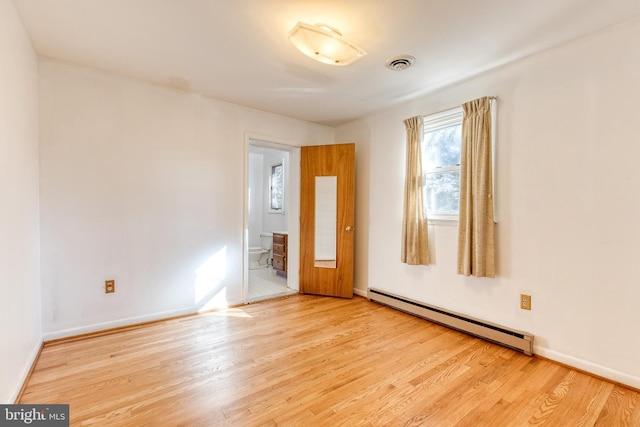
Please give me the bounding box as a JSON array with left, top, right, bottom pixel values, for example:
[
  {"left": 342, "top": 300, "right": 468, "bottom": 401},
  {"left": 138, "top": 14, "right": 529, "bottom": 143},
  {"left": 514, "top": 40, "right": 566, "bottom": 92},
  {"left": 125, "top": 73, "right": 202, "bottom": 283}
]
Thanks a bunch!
[{"left": 105, "top": 280, "right": 115, "bottom": 294}]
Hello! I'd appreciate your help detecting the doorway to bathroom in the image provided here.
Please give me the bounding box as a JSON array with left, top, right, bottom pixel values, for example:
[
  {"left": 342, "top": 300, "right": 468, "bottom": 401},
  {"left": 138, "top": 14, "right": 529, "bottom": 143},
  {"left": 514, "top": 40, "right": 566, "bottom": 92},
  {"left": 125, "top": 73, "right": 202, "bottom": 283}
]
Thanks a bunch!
[{"left": 246, "top": 140, "right": 299, "bottom": 302}]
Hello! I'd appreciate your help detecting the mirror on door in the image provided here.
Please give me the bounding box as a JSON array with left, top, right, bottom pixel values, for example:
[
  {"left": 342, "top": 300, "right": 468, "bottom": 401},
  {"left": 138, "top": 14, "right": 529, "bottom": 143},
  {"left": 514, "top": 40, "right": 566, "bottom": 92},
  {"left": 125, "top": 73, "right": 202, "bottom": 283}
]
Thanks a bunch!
[{"left": 314, "top": 176, "right": 337, "bottom": 268}]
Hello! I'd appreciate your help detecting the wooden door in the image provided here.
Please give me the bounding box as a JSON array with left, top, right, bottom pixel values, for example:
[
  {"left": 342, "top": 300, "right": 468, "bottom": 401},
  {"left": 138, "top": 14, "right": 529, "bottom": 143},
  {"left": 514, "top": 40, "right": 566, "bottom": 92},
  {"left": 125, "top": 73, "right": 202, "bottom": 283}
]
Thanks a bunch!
[{"left": 300, "top": 143, "right": 355, "bottom": 298}]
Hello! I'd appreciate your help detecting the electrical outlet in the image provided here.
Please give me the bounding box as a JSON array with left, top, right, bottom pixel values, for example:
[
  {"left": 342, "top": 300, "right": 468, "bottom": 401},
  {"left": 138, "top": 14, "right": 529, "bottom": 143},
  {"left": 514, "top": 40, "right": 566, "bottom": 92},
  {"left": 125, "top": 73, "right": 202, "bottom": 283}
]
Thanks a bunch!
[
  {"left": 520, "top": 294, "right": 531, "bottom": 310},
  {"left": 105, "top": 280, "right": 115, "bottom": 294}
]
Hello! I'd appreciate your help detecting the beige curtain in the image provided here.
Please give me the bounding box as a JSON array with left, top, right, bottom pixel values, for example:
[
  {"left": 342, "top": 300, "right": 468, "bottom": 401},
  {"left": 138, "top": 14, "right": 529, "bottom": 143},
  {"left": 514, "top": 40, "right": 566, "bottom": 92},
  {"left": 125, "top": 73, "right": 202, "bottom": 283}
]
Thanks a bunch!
[
  {"left": 401, "top": 116, "right": 429, "bottom": 265},
  {"left": 457, "top": 97, "right": 495, "bottom": 277}
]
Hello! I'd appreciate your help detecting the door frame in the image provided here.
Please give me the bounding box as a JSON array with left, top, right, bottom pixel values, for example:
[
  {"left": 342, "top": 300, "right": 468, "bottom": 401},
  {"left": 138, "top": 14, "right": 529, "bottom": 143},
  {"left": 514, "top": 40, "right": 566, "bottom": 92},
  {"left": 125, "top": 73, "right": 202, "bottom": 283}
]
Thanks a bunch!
[{"left": 243, "top": 133, "right": 301, "bottom": 303}]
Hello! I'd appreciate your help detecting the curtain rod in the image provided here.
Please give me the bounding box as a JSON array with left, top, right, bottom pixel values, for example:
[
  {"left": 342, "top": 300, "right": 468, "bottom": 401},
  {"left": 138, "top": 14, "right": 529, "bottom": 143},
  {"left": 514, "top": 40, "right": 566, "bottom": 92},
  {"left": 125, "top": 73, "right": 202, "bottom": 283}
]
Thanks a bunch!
[{"left": 421, "top": 96, "right": 497, "bottom": 118}]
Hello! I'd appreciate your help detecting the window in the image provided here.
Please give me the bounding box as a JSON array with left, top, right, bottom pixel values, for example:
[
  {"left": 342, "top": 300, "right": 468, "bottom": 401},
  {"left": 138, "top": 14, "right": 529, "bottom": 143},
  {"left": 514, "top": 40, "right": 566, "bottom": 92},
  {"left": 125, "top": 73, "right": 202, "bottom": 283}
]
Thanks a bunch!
[
  {"left": 269, "top": 162, "right": 284, "bottom": 212},
  {"left": 422, "top": 107, "right": 463, "bottom": 219}
]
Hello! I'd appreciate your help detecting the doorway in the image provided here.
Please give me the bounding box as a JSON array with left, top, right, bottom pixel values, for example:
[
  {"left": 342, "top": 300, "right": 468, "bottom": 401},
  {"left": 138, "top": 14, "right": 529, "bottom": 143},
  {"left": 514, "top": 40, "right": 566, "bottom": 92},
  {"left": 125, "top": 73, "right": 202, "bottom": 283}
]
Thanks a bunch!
[{"left": 245, "top": 138, "right": 300, "bottom": 302}]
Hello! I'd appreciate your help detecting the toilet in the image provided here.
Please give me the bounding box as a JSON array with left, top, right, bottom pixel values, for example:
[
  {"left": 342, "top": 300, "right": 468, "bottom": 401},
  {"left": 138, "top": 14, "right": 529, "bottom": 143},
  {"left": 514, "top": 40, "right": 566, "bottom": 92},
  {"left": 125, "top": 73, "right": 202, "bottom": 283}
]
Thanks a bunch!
[{"left": 248, "top": 232, "right": 273, "bottom": 270}]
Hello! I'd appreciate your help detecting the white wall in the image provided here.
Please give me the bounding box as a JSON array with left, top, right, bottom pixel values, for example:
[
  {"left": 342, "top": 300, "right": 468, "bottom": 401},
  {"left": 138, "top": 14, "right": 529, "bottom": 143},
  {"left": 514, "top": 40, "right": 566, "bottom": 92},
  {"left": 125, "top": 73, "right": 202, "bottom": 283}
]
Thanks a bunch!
[
  {"left": 337, "top": 18, "right": 640, "bottom": 388},
  {"left": 38, "top": 59, "right": 333, "bottom": 339},
  {"left": 248, "top": 152, "right": 264, "bottom": 248},
  {"left": 0, "top": 0, "right": 41, "bottom": 403}
]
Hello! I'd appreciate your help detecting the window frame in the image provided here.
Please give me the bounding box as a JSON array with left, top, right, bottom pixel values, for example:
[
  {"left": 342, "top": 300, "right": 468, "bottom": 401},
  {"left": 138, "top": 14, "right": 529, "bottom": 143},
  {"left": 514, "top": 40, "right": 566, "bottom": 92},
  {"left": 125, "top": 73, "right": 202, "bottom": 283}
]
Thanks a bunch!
[
  {"left": 268, "top": 160, "right": 285, "bottom": 214},
  {"left": 422, "top": 106, "right": 464, "bottom": 222}
]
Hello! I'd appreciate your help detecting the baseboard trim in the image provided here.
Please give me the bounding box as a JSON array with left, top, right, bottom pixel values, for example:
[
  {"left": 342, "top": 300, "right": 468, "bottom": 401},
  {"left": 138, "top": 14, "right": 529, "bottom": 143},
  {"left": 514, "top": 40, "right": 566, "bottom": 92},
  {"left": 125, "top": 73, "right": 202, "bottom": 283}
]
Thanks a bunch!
[
  {"left": 353, "top": 288, "right": 367, "bottom": 298},
  {"left": 43, "top": 300, "right": 243, "bottom": 342},
  {"left": 534, "top": 346, "right": 640, "bottom": 390},
  {"left": 9, "top": 339, "right": 43, "bottom": 403}
]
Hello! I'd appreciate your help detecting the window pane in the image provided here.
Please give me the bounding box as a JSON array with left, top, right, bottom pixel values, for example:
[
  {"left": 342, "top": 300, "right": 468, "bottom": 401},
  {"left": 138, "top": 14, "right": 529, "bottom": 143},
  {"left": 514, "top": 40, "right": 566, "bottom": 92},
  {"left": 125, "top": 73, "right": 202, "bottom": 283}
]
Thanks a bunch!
[
  {"left": 425, "top": 171, "right": 460, "bottom": 214},
  {"left": 270, "top": 164, "right": 283, "bottom": 210},
  {"left": 423, "top": 124, "right": 461, "bottom": 169}
]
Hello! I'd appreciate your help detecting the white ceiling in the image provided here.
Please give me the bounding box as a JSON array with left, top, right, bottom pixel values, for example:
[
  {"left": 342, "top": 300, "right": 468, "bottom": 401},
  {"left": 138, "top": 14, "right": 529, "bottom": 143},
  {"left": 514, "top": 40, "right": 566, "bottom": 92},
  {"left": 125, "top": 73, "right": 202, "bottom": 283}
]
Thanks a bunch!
[{"left": 11, "top": 0, "right": 640, "bottom": 126}]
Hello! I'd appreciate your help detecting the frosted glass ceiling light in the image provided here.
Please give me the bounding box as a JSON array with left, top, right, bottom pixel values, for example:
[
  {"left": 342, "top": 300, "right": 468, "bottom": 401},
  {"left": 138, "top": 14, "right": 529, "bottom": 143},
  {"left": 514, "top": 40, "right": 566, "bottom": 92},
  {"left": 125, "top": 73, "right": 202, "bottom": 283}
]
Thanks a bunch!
[{"left": 288, "top": 22, "right": 367, "bottom": 66}]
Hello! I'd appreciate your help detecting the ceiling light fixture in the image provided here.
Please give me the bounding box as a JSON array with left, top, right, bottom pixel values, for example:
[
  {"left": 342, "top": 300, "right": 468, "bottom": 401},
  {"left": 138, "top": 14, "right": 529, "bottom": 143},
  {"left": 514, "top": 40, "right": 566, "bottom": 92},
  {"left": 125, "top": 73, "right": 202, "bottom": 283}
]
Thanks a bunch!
[{"left": 288, "top": 22, "right": 367, "bottom": 66}]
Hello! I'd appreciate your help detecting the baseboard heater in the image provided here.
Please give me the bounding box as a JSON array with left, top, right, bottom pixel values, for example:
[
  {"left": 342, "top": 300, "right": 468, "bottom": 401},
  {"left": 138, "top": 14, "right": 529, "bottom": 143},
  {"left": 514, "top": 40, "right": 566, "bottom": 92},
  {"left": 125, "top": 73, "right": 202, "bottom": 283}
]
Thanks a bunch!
[{"left": 368, "top": 288, "right": 533, "bottom": 356}]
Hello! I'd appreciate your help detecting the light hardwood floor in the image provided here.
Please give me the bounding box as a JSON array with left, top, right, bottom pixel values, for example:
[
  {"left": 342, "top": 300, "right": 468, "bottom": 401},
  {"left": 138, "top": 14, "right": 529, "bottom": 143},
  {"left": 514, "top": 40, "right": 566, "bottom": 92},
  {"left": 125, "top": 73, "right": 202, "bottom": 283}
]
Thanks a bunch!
[{"left": 20, "top": 295, "right": 640, "bottom": 426}]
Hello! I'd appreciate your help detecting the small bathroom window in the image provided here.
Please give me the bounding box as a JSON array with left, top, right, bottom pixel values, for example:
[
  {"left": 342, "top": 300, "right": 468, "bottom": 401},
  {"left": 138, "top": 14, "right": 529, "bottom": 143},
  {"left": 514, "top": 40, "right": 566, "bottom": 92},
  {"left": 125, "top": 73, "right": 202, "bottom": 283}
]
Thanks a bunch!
[{"left": 269, "top": 161, "right": 284, "bottom": 213}]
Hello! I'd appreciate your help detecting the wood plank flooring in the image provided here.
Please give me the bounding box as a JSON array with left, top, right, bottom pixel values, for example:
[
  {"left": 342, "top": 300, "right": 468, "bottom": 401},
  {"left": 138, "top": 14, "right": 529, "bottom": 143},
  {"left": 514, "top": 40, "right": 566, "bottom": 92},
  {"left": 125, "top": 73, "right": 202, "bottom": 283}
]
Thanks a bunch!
[{"left": 20, "top": 295, "right": 640, "bottom": 426}]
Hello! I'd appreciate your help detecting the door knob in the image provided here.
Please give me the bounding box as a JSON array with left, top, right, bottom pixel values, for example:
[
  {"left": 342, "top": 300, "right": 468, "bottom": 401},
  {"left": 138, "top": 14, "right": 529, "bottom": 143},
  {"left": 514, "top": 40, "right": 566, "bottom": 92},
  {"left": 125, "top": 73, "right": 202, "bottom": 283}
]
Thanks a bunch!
[{"left": 345, "top": 226, "right": 354, "bottom": 232}]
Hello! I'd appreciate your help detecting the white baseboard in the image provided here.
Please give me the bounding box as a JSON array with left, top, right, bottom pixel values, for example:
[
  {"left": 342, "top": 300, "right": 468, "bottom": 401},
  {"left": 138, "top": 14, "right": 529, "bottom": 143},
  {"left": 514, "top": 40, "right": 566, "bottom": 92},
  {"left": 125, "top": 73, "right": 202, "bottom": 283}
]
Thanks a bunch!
[
  {"left": 7, "top": 338, "right": 42, "bottom": 403},
  {"left": 42, "top": 300, "right": 243, "bottom": 342},
  {"left": 353, "top": 287, "right": 368, "bottom": 298},
  {"left": 534, "top": 346, "right": 640, "bottom": 390}
]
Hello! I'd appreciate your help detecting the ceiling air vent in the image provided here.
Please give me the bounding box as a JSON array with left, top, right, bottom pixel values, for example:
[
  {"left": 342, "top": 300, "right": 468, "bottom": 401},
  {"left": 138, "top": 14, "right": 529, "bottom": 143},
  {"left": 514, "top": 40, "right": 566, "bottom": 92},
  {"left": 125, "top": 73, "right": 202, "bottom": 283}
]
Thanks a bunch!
[{"left": 385, "top": 55, "right": 416, "bottom": 71}]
